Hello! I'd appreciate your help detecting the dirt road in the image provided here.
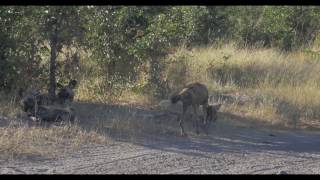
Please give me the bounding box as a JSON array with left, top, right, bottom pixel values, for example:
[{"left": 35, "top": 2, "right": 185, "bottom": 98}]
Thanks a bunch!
[{"left": 1, "top": 103, "right": 320, "bottom": 174}]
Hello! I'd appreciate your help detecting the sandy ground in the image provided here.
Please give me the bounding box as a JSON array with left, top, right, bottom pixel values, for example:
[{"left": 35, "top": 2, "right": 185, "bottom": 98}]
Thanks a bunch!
[{"left": 1, "top": 102, "right": 320, "bottom": 174}]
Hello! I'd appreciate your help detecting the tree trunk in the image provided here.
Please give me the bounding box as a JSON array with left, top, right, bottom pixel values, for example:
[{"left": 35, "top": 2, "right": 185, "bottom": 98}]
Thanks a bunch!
[{"left": 49, "top": 35, "right": 58, "bottom": 101}]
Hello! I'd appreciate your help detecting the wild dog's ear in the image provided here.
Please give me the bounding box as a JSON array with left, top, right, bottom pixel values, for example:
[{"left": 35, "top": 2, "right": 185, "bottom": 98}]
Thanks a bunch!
[
  {"left": 57, "top": 82, "right": 64, "bottom": 89},
  {"left": 212, "top": 103, "right": 222, "bottom": 111},
  {"left": 68, "top": 79, "right": 77, "bottom": 89}
]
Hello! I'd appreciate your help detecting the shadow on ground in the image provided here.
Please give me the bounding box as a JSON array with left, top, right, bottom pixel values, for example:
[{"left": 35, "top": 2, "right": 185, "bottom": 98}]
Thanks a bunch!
[
  {"left": 6, "top": 100, "right": 320, "bottom": 159},
  {"left": 72, "top": 101, "right": 320, "bottom": 157}
]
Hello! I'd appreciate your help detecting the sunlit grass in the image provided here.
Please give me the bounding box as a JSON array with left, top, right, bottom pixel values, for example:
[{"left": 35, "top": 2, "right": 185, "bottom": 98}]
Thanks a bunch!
[
  {"left": 163, "top": 43, "right": 320, "bottom": 129},
  {"left": 2, "top": 42, "right": 320, "bottom": 159}
]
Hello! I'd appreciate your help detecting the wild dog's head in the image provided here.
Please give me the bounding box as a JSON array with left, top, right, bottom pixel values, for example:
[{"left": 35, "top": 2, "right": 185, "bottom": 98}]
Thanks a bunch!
[
  {"left": 206, "top": 103, "right": 222, "bottom": 122},
  {"left": 19, "top": 89, "right": 41, "bottom": 115},
  {"left": 57, "top": 79, "right": 77, "bottom": 105}
]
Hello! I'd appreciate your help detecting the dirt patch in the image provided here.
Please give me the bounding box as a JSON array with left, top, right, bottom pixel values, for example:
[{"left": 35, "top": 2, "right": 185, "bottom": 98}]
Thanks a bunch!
[{"left": 1, "top": 102, "right": 320, "bottom": 174}]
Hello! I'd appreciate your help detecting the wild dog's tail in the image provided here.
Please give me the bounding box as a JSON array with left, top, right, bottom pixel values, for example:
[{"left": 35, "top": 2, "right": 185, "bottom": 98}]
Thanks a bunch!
[{"left": 170, "top": 94, "right": 181, "bottom": 104}]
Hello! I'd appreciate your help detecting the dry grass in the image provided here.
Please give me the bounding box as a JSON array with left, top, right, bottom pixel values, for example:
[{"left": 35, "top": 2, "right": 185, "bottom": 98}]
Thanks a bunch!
[
  {"left": 164, "top": 43, "right": 320, "bottom": 130},
  {"left": 74, "top": 42, "right": 320, "bottom": 130},
  {"left": 0, "top": 93, "right": 21, "bottom": 119},
  {"left": 0, "top": 95, "right": 109, "bottom": 160},
  {"left": 0, "top": 122, "right": 108, "bottom": 160},
  {"left": 2, "top": 42, "right": 320, "bottom": 160}
]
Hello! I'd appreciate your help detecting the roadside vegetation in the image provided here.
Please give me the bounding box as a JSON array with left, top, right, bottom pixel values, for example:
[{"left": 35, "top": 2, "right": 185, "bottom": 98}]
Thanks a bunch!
[{"left": 1, "top": 6, "right": 320, "bottom": 158}]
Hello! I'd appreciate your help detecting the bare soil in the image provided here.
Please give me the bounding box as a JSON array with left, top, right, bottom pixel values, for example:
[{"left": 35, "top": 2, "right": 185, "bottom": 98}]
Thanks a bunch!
[{"left": 1, "top": 102, "right": 320, "bottom": 174}]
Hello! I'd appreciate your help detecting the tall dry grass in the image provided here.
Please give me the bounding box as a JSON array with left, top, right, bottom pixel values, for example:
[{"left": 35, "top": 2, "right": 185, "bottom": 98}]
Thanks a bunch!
[
  {"left": 71, "top": 43, "right": 320, "bottom": 130},
  {"left": 0, "top": 123, "right": 108, "bottom": 160},
  {"left": 2, "top": 42, "right": 320, "bottom": 159},
  {"left": 75, "top": 52, "right": 157, "bottom": 106},
  {"left": 0, "top": 51, "right": 150, "bottom": 160},
  {"left": 163, "top": 43, "right": 320, "bottom": 130},
  {"left": 0, "top": 93, "right": 109, "bottom": 160}
]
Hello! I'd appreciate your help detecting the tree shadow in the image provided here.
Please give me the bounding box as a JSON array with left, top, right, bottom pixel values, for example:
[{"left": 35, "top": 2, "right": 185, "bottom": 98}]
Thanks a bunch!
[
  {"left": 76, "top": 101, "right": 320, "bottom": 157},
  {"left": 153, "top": 111, "right": 319, "bottom": 158},
  {"left": 11, "top": 100, "right": 320, "bottom": 159}
]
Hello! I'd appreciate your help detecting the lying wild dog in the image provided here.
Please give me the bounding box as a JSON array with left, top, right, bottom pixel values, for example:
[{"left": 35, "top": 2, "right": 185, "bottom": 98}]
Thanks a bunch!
[
  {"left": 36, "top": 105, "right": 76, "bottom": 122},
  {"left": 19, "top": 91, "right": 76, "bottom": 122},
  {"left": 19, "top": 89, "right": 53, "bottom": 117},
  {"left": 170, "top": 82, "right": 222, "bottom": 136},
  {"left": 19, "top": 79, "right": 77, "bottom": 119},
  {"left": 57, "top": 79, "right": 77, "bottom": 105}
]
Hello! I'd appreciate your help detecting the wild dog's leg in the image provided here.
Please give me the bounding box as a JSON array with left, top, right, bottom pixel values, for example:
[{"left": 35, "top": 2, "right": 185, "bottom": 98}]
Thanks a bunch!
[
  {"left": 202, "top": 103, "right": 208, "bottom": 125},
  {"left": 179, "top": 104, "right": 188, "bottom": 136},
  {"left": 192, "top": 104, "right": 201, "bottom": 135},
  {"left": 204, "top": 108, "right": 211, "bottom": 136}
]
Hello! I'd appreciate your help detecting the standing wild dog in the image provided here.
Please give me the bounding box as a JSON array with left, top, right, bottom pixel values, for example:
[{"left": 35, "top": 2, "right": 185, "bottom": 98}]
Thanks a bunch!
[
  {"left": 170, "top": 82, "right": 221, "bottom": 136},
  {"left": 57, "top": 79, "right": 77, "bottom": 105}
]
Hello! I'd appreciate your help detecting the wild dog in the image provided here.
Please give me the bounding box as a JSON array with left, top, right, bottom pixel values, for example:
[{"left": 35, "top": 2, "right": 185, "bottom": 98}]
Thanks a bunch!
[
  {"left": 19, "top": 79, "right": 77, "bottom": 119},
  {"left": 57, "top": 79, "right": 77, "bottom": 105},
  {"left": 170, "top": 82, "right": 221, "bottom": 136},
  {"left": 19, "top": 90, "right": 76, "bottom": 122},
  {"left": 19, "top": 89, "right": 53, "bottom": 117},
  {"left": 36, "top": 105, "right": 76, "bottom": 122}
]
